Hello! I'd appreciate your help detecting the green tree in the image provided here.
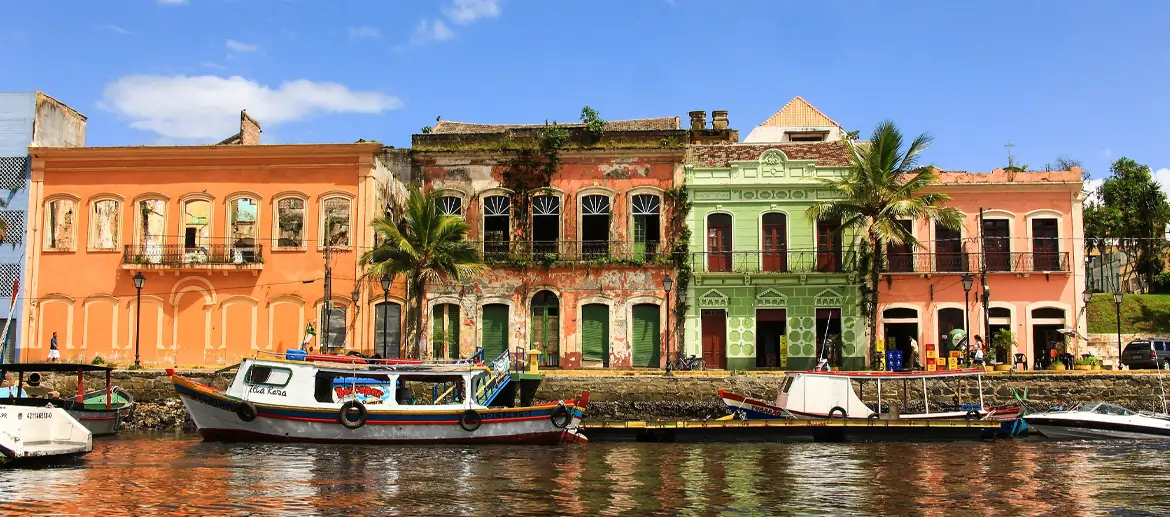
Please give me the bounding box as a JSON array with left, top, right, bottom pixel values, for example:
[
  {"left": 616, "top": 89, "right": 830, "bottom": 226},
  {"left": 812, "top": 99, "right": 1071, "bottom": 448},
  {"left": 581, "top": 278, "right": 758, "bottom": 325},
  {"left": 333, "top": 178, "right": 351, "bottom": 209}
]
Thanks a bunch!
[
  {"left": 1083, "top": 157, "right": 1170, "bottom": 292},
  {"left": 360, "top": 187, "right": 486, "bottom": 359},
  {"left": 806, "top": 121, "right": 963, "bottom": 367}
]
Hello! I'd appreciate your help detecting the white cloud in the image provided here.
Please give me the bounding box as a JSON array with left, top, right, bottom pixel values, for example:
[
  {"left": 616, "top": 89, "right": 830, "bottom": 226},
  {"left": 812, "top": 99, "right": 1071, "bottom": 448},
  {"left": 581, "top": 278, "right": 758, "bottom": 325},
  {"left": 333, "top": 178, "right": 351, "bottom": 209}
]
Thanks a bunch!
[
  {"left": 200, "top": 61, "right": 227, "bottom": 70},
  {"left": 226, "top": 39, "right": 258, "bottom": 53},
  {"left": 410, "top": 19, "right": 454, "bottom": 45},
  {"left": 444, "top": 0, "right": 500, "bottom": 24},
  {"left": 100, "top": 75, "right": 401, "bottom": 141},
  {"left": 1101, "top": 148, "right": 1113, "bottom": 159},
  {"left": 157, "top": 0, "right": 187, "bottom": 5},
  {"left": 96, "top": 24, "right": 130, "bottom": 35},
  {"left": 1156, "top": 168, "right": 1170, "bottom": 197},
  {"left": 349, "top": 26, "right": 380, "bottom": 40}
]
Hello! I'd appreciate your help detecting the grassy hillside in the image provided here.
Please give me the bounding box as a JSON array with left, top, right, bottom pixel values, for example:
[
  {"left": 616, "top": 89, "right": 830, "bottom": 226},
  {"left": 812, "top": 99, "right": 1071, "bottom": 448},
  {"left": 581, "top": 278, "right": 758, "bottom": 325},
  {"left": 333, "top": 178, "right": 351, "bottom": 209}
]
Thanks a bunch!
[{"left": 1087, "top": 293, "right": 1170, "bottom": 334}]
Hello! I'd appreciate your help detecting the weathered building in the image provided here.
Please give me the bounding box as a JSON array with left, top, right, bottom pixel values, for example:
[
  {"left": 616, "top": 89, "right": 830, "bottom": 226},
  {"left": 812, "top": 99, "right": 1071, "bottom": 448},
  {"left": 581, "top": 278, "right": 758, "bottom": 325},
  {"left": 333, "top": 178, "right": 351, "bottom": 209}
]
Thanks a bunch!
[
  {"left": 683, "top": 99, "right": 864, "bottom": 371},
  {"left": 24, "top": 112, "right": 407, "bottom": 366},
  {"left": 412, "top": 117, "right": 688, "bottom": 368},
  {"left": 0, "top": 92, "right": 86, "bottom": 362}
]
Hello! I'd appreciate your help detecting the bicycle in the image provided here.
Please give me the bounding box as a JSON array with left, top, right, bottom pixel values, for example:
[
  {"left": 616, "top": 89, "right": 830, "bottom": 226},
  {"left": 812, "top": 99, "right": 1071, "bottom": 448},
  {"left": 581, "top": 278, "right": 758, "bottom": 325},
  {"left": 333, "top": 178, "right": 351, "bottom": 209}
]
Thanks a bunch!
[{"left": 666, "top": 353, "right": 706, "bottom": 372}]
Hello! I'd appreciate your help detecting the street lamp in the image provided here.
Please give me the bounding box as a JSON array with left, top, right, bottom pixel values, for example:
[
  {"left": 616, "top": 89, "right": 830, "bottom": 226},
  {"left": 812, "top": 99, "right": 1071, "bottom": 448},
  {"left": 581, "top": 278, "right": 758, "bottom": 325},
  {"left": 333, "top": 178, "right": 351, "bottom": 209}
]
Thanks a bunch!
[
  {"left": 132, "top": 272, "right": 146, "bottom": 368},
  {"left": 662, "top": 276, "right": 673, "bottom": 370},
  {"left": 981, "top": 273, "right": 990, "bottom": 367},
  {"left": 1115, "top": 291, "right": 1124, "bottom": 369},
  {"left": 961, "top": 274, "right": 973, "bottom": 363},
  {"left": 380, "top": 274, "right": 392, "bottom": 358}
]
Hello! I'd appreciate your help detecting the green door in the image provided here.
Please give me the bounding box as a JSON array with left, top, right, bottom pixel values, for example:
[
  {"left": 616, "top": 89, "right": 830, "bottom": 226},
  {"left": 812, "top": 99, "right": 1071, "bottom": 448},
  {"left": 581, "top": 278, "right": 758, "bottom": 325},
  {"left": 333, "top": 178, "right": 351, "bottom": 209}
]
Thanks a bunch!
[
  {"left": 631, "top": 304, "right": 660, "bottom": 367},
  {"left": 432, "top": 304, "right": 461, "bottom": 360},
  {"left": 481, "top": 304, "right": 508, "bottom": 361},
  {"left": 447, "top": 305, "right": 460, "bottom": 360},
  {"left": 581, "top": 304, "right": 609, "bottom": 365}
]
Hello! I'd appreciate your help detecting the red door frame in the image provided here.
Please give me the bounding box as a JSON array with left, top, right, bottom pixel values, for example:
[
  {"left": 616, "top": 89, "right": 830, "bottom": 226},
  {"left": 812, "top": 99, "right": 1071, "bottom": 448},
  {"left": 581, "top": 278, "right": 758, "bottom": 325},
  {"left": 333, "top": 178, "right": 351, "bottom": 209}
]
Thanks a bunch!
[{"left": 701, "top": 309, "right": 726, "bottom": 369}]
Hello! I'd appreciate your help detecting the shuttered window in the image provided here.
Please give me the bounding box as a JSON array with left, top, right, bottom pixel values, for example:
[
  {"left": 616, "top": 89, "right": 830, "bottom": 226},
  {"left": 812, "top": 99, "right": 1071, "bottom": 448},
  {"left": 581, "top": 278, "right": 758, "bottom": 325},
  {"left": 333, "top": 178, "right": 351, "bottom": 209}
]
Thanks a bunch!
[
  {"left": 581, "top": 304, "right": 609, "bottom": 365},
  {"left": 631, "top": 304, "right": 660, "bottom": 367},
  {"left": 375, "top": 302, "right": 401, "bottom": 359},
  {"left": 432, "top": 304, "right": 460, "bottom": 360},
  {"left": 481, "top": 304, "right": 509, "bottom": 361}
]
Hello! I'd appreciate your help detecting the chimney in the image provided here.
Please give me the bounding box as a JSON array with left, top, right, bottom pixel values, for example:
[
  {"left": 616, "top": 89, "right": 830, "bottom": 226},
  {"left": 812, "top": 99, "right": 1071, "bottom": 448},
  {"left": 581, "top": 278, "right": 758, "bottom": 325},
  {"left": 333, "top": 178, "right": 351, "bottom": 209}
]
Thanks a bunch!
[
  {"left": 688, "top": 110, "right": 707, "bottom": 131},
  {"left": 240, "top": 110, "right": 262, "bottom": 145},
  {"left": 711, "top": 110, "right": 729, "bottom": 130}
]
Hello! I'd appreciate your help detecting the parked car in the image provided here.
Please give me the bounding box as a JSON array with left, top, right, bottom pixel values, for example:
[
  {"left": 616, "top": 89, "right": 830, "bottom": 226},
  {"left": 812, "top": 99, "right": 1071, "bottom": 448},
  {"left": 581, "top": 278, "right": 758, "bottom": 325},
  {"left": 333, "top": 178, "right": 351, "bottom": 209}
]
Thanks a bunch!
[{"left": 1120, "top": 339, "right": 1170, "bottom": 369}]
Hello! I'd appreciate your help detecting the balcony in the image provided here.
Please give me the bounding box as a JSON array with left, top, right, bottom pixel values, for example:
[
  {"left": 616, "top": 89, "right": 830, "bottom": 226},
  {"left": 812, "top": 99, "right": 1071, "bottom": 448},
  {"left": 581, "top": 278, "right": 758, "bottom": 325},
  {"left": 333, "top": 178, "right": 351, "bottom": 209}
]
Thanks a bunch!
[
  {"left": 691, "top": 250, "right": 857, "bottom": 274},
  {"left": 880, "top": 251, "right": 1069, "bottom": 274},
  {"left": 1004, "top": 251, "right": 1070, "bottom": 273},
  {"left": 122, "top": 242, "right": 264, "bottom": 271},
  {"left": 473, "top": 240, "right": 668, "bottom": 267}
]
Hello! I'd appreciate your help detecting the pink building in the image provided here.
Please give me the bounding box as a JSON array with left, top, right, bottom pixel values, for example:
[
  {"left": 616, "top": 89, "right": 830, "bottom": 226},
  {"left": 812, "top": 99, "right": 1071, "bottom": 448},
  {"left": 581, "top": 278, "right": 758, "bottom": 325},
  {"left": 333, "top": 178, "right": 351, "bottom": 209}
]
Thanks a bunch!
[{"left": 877, "top": 169, "right": 1087, "bottom": 369}]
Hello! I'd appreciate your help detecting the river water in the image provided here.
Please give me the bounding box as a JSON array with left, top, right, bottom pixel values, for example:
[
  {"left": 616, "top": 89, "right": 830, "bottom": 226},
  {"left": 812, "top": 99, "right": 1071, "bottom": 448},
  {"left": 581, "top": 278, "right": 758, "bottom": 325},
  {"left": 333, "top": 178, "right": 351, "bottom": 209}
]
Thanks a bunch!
[{"left": 0, "top": 433, "right": 1167, "bottom": 516}]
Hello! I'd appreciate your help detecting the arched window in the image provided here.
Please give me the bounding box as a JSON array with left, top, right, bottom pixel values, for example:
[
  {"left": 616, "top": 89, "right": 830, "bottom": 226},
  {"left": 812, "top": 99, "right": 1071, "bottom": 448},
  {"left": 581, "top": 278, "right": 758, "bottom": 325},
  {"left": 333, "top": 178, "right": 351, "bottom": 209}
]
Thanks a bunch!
[
  {"left": 321, "top": 196, "right": 351, "bottom": 248},
  {"left": 228, "top": 196, "right": 259, "bottom": 263},
  {"left": 44, "top": 197, "right": 77, "bottom": 251},
  {"left": 531, "top": 291, "right": 560, "bottom": 367},
  {"left": 181, "top": 198, "right": 211, "bottom": 263},
  {"left": 274, "top": 196, "right": 306, "bottom": 249},
  {"left": 706, "top": 213, "right": 732, "bottom": 272},
  {"left": 531, "top": 195, "right": 560, "bottom": 256},
  {"left": 89, "top": 198, "right": 121, "bottom": 250},
  {"left": 135, "top": 198, "right": 167, "bottom": 263},
  {"left": 439, "top": 196, "right": 462, "bottom": 216},
  {"left": 761, "top": 212, "right": 787, "bottom": 272},
  {"left": 483, "top": 195, "right": 510, "bottom": 257},
  {"left": 632, "top": 194, "right": 661, "bottom": 258},
  {"left": 581, "top": 195, "right": 611, "bottom": 258}
]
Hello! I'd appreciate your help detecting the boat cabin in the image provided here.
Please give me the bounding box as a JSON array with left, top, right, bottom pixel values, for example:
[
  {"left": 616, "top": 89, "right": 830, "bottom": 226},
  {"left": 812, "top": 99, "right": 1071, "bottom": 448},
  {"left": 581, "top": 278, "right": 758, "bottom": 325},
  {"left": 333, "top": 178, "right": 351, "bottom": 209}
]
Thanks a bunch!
[{"left": 776, "top": 369, "right": 990, "bottom": 419}]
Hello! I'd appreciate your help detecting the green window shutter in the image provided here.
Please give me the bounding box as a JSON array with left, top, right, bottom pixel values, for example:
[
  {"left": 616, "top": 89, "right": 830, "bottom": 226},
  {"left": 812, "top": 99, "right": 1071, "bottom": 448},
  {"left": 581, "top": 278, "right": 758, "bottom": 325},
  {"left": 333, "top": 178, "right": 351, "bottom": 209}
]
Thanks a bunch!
[
  {"left": 432, "top": 305, "right": 443, "bottom": 360},
  {"left": 631, "top": 304, "right": 660, "bottom": 367},
  {"left": 581, "top": 304, "right": 609, "bottom": 363},
  {"left": 481, "top": 304, "right": 508, "bottom": 361},
  {"left": 448, "top": 305, "right": 460, "bottom": 360}
]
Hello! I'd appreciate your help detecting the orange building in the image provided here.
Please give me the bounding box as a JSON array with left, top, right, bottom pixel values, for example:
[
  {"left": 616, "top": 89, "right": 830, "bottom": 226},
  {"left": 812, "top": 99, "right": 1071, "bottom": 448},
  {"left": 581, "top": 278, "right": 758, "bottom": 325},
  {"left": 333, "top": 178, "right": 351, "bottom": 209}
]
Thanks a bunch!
[{"left": 22, "top": 114, "right": 406, "bottom": 366}]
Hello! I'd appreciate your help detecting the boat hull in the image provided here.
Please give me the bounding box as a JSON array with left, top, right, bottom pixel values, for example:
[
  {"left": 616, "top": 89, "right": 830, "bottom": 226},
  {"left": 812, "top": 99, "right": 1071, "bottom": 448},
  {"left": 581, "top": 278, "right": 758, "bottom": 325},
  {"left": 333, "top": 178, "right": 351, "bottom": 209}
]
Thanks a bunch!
[
  {"left": 65, "top": 408, "right": 123, "bottom": 437},
  {"left": 1025, "top": 417, "right": 1170, "bottom": 440},
  {"left": 173, "top": 375, "right": 588, "bottom": 445}
]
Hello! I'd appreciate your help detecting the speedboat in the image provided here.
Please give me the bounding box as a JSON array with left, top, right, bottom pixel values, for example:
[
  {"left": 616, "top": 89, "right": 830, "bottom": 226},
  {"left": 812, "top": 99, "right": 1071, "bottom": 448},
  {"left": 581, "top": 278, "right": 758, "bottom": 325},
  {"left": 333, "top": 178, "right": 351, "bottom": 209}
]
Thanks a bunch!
[
  {"left": 0, "top": 363, "right": 135, "bottom": 436},
  {"left": 0, "top": 404, "right": 92, "bottom": 465},
  {"left": 1024, "top": 402, "right": 1170, "bottom": 439},
  {"left": 170, "top": 348, "right": 590, "bottom": 444}
]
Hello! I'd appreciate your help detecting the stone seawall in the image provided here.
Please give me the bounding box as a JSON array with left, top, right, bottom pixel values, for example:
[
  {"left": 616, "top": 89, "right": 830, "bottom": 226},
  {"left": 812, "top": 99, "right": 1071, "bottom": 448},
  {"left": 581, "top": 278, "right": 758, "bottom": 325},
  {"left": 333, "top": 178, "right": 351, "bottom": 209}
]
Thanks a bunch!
[{"left": 13, "top": 370, "right": 1170, "bottom": 429}]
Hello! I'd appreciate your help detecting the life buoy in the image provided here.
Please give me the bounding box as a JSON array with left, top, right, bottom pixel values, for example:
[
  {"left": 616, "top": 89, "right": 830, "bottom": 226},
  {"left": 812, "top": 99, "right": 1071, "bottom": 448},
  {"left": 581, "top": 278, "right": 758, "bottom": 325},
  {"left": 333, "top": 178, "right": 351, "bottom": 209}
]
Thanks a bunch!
[
  {"left": 828, "top": 406, "right": 848, "bottom": 419},
  {"left": 550, "top": 402, "right": 571, "bottom": 429},
  {"left": 965, "top": 409, "right": 980, "bottom": 421},
  {"left": 867, "top": 413, "right": 878, "bottom": 421},
  {"left": 339, "top": 400, "right": 367, "bottom": 429},
  {"left": 460, "top": 409, "right": 482, "bottom": 432},
  {"left": 236, "top": 401, "right": 258, "bottom": 422}
]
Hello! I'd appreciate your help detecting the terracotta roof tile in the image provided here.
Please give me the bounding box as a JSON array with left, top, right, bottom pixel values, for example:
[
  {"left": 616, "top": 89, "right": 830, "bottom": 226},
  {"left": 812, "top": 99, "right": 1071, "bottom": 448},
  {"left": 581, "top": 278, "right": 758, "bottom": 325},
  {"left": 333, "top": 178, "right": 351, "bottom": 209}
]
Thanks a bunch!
[
  {"left": 688, "top": 141, "right": 853, "bottom": 168},
  {"left": 758, "top": 96, "right": 840, "bottom": 128},
  {"left": 431, "top": 117, "right": 680, "bottom": 134}
]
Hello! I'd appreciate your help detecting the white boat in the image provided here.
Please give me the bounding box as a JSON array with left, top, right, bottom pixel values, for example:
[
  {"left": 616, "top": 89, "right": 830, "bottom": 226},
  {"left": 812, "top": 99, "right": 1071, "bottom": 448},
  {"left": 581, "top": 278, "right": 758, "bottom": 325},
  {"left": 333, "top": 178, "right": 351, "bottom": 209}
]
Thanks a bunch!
[
  {"left": 169, "top": 349, "right": 590, "bottom": 444},
  {"left": 0, "top": 404, "right": 92, "bottom": 465},
  {"left": 1024, "top": 402, "right": 1170, "bottom": 440},
  {"left": 719, "top": 368, "right": 1020, "bottom": 422},
  {"left": 0, "top": 363, "right": 135, "bottom": 436}
]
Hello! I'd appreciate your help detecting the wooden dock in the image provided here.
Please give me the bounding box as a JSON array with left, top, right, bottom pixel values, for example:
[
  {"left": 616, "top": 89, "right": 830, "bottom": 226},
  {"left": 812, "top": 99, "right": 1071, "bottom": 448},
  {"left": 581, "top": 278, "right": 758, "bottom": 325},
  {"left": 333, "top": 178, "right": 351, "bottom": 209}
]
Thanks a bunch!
[{"left": 581, "top": 418, "right": 1002, "bottom": 443}]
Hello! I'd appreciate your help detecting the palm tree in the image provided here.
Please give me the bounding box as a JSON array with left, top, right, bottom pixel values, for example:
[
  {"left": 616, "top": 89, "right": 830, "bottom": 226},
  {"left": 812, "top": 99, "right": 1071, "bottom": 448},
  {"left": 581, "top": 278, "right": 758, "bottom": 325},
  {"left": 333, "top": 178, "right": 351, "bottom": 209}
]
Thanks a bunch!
[
  {"left": 806, "top": 121, "right": 963, "bottom": 368},
  {"left": 360, "top": 186, "right": 486, "bottom": 359}
]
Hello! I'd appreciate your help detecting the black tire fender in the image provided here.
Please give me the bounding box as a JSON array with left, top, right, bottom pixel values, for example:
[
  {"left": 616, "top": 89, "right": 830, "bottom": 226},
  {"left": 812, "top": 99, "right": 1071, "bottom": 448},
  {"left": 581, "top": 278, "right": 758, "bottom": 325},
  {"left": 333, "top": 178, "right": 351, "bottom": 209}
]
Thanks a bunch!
[
  {"left": 236, "top": 401, "right": 258, "bottom": 422},
  {"left": 459, "top": 409, "right": 483, "bottom": 432},
  {"left": 965, "top": 409, "right": 980, "bottom": 421},
  {"left": 867, "top": 412, "right": 879, "bottom": 421},
  {"left": 550, "top": 402, "right": 571, "bottom": 429},
  {"left": 828, "top": 406, "right": 848, "bottom": 419},
  {"left": 339, "top": 400, "right": 368, "bottom": 430}
]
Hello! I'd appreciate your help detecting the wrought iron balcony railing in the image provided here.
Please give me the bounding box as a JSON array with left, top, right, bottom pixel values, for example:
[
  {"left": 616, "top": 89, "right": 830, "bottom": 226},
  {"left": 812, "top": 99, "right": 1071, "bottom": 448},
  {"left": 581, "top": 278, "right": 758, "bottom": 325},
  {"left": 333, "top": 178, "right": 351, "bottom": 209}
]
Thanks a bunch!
[
  {"left": 880, "top": 251, "right": 1070, "bottom": 274},
  {"left": 691, "top": 250, "right": 858, "bottom": 274},
  {"left": 473, "top": 240, "right": 667, "bottom": 266},
  {"left": 123, "top": 243, "right": 264, "bottom": 268}
]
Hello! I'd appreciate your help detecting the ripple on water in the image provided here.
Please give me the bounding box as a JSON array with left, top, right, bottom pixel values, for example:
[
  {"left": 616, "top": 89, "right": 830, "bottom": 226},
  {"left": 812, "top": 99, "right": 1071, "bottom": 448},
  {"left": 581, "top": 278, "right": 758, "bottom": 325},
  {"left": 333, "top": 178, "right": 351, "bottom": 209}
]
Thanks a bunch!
[{"left": 1, "top": 433, "right": 1170, "bottom": 516}]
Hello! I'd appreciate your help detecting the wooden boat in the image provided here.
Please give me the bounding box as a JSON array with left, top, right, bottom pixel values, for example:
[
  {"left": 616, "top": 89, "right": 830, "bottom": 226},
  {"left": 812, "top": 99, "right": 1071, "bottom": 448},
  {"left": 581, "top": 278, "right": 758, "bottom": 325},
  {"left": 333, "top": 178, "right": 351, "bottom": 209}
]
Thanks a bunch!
[
  {"left": 0, "top": 404, "right": 92, "bottom": 465},
  {"left": 169, "top": 349, "right": 590, "bottom": 444},
  {"left": 719, "top": 368, "right": 1021, "bottom": 424},
  {"left": 0, "top": 363, "right": 135, "bottom": 436}
]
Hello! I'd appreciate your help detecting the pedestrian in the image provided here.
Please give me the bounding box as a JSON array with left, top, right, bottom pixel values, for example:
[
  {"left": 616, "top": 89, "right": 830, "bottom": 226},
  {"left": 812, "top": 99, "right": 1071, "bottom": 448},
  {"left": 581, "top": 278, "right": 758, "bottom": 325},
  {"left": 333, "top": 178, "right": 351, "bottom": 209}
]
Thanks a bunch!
[
  {"left": 909, "top": 336, "right": 921, "bottom": 370},
  {"left": 48, "top": 332, "right": 60, "bottom": 362},
  {"left": 973, "top": 335, "right": 985, "bottom": 366}
]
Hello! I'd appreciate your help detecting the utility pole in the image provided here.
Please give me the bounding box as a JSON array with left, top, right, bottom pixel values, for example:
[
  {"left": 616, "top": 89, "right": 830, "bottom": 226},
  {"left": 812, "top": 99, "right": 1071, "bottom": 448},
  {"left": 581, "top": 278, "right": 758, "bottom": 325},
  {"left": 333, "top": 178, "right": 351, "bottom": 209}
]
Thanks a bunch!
[{"left": 978, "top": 207, "right": 990, "bottom": 366}]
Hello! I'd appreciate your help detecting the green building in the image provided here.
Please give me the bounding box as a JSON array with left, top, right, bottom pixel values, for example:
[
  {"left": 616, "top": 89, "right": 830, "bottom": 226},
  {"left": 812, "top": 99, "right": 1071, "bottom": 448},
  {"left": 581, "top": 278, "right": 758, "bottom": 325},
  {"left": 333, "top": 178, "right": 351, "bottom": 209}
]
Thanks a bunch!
[{"left": 682, "top": 99, "right": 865, "bottom": 370}]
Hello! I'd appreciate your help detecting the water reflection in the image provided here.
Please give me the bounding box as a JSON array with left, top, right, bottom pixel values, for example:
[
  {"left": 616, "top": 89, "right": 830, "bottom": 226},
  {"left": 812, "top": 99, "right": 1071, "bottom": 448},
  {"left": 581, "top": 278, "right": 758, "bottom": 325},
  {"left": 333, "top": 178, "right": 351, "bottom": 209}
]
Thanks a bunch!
[{"left": 0, "top": 434, "right": 1169, "bottom": 516}]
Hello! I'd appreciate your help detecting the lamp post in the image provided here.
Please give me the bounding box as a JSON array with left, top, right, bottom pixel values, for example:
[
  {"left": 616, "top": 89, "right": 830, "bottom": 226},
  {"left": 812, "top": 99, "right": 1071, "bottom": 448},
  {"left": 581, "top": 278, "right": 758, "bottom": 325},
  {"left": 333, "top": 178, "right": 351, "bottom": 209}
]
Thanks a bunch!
[
  {"left": 981, "top": 273, "right": 990, "bottom": 367},
  {"left": 1115, "top": 291, "right": 1124, "bottom": 368},
  {"left": 662, "top": 276, "right": 673, "bottom": 369},
  {"left": 961, "top": 273, "right": 973, "bottom": 364},
  {"left": 380, "top": 274, "right": 392, "bottom": 358},
  {"left": 132, "top": 272, "right": 146, "bottom": 368}
]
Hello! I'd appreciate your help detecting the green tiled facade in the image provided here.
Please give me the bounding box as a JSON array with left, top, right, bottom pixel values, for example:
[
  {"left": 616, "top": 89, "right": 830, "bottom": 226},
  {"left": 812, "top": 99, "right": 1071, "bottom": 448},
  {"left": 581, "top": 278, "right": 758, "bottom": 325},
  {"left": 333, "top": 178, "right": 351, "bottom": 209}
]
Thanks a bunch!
[{"left": 683, "top": 143, "right": 865, "bottom": 370}]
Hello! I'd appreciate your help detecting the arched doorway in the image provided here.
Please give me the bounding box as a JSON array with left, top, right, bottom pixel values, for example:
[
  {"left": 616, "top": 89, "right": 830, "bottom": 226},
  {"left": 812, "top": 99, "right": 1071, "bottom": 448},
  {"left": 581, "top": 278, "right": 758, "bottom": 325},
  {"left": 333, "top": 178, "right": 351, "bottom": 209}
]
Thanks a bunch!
[
  {"left": 375, "top": 301, "right": 402, "bottom": 359},
  {"left": 531, "top": 291, "right": 559, "bottom": 367},
  {"left": 1031, "top": 307, "right": 1066, "bottom": 369},
  {"left": 706, "top": 213, "right": 732, "bottom": 272},
  {"left": 882, "top": 307, "right": 919, "bottom": 370},
  {"left": 937, "top": 307, "right": 966, "bottom": 358},
  {"left": 431, "top": 303, "right": 459, "bottom": 360}
]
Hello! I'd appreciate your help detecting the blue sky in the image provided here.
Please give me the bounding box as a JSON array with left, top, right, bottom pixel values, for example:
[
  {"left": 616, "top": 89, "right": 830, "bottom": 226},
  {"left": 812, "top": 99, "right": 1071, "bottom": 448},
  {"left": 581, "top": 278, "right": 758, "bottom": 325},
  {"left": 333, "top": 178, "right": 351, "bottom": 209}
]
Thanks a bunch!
[{"left": 1, "top": 1, "right": 1168, "bottom": 184}]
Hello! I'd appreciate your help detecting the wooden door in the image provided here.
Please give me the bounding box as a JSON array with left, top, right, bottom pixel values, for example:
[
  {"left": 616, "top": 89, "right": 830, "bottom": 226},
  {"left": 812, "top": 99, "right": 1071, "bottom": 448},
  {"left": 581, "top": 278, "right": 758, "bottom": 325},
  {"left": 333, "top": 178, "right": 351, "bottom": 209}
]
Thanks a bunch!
[
  {"left": 817, "top": 220, "right": 842, "bottom": 272},
  {"left": 701, "top": 309, "right": 727, "bottom": 369},
  {"left": 1032, "top": 218, "right": 1059, "bottom": 271},
  {"left": 886, "top": 220, "right": 913, "bottom": 272},
  {"left": 707, "top": 214, "right": 732, "bottom": 272},
  {"left": 983, "top": 219, "right": 1011, "bottom": 271},
  {"left": 762, "top": 213, "right": 787, "bottom": 272},
  {"left": 935, "top": 225, "right": 963, "bottom": 272}
]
